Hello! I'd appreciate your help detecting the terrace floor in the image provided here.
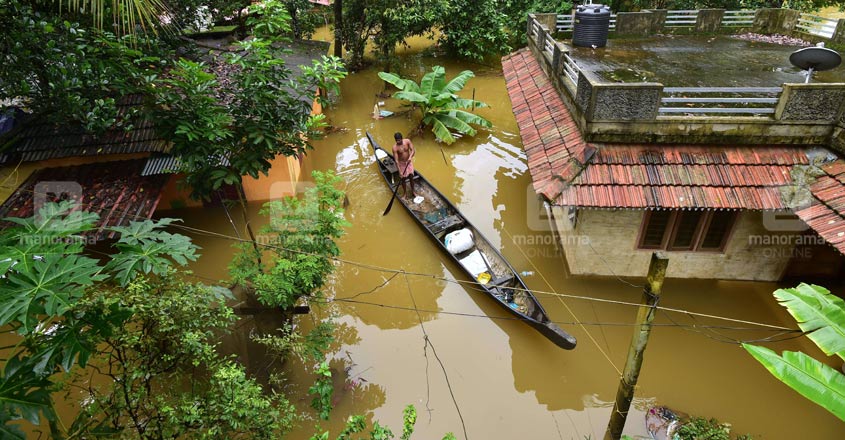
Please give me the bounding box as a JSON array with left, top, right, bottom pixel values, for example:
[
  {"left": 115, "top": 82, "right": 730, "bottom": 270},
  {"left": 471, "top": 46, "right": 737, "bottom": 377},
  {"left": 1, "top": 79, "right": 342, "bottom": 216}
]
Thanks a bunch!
[{"left": 567, "top": 34, "right": 845, "bottom": 86}]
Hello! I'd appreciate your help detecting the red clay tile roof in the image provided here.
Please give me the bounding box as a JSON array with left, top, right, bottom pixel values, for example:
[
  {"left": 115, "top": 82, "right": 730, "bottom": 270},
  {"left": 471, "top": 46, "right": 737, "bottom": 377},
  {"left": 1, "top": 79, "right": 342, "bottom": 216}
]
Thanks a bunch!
[
  {"left": 502, "top": 48, "right": 596, "bottom": 201},
  {"left": 502, "top": 47, "right": 809, "bottom": 211},
  {"left": 0, "top": 159, "right": 169, "bottom": 241},
  {"left": 795, "top": 161, "right": 845, "bottom": 254}
]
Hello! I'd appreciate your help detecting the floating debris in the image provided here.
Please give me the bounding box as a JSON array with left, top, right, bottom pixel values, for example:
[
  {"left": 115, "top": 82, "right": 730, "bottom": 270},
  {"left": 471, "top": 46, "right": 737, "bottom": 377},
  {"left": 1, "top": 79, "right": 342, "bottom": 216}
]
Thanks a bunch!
[{"left": 733, "top": 32, "right": 812, "bottom": 47}]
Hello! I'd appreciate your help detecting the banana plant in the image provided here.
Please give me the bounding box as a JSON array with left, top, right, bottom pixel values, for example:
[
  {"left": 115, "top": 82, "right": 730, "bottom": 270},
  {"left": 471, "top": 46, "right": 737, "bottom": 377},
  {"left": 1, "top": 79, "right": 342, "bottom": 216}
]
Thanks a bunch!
[
  {"left": 743, "top": 283, "right": 845, "bottom": 422},
  {"left": 378, "top": 66, "right": 492, "bottom": 144}
]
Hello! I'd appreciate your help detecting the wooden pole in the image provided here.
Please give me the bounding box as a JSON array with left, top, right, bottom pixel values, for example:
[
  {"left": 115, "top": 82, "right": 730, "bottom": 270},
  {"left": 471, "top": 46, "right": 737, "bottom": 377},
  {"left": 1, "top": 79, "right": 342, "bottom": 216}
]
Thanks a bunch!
[
  {"left": 604, "top": 252, "right": 669, "bottom": 440},
  {"left": 334, "top": 0, "right": 343, "bottom": 58}
]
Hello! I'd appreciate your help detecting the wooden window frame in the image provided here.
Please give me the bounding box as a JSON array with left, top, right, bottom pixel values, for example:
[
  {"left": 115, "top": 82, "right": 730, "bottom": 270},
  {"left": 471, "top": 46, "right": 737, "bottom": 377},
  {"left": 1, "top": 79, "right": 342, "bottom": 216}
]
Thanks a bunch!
[{"left": 636, "top": 210, "right": 738, "bottom": 253}]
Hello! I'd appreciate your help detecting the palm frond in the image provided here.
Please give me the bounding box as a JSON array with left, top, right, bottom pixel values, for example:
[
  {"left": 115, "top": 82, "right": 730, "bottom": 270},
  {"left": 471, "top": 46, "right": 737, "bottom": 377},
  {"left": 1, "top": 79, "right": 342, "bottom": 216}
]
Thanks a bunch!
[{"left": 743, "top": 344, "right": 845, "bottom": 422}]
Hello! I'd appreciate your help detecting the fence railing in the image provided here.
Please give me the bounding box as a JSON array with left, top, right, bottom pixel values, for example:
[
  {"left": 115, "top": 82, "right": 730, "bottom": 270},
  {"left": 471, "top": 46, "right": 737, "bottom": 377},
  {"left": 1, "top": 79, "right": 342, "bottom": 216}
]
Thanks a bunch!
[
  {"left": 557, "top": 15, "right": 573, "bottom": 32},
  {"left": 796, "top": 13, "right": 837, "bottom": 38},
  {"left": 524, "top": 12, "right": 845, "bottom": 145},
  {"left": 562, "top": 53, "right": 581, "bottom": 91},
  {"left": 665, "top": 10, "right": 698, "bottom": 27},
  {"left": 722, "top": 10, "right": 755, "bottom": 27},
  {"left": 551, "top": 9, "right": 797, "bottom": 34},
  {"left": 658, "top": 87, "right": 782, "bottom": 116}
]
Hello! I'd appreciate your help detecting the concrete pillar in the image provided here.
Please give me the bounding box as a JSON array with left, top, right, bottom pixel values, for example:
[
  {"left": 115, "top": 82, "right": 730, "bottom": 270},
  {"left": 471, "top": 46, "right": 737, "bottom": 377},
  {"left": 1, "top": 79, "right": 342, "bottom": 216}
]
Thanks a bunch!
[
  {"left": 645, "top": 9, "right": 667, "bottom": 33},
  {"left": 753, "top": 8, "right": 799, "bottom": 34},
  {"left": 695, "top": 9, "right": 725, "bottom": 33},
  {"left": 832, "top": 18, "right": 845, "bottom": 44},
  {"left": 775, "top": 84, "right": 845, "bottom": 122},
  {"left": 534, "top": 13, "right": 558, "bottom": 33},
  {"left": 615, "top": 11, "right": 654, "bottom": 36}
]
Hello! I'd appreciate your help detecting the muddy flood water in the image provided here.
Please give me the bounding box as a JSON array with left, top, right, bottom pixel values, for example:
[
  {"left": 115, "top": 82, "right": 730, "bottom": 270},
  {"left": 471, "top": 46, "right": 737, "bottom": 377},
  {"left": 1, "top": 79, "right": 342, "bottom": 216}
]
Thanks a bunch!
[
  {"left": 6, "top": 32, "right": 844, "bottom": 439},
  {"left": 172, "top": 35, "right": 845, "bottom": 439}
]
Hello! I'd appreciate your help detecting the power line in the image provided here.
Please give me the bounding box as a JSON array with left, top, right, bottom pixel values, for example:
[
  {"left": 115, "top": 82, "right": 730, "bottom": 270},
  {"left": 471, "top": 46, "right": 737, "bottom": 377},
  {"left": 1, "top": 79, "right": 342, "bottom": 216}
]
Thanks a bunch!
[{"left": 3, "top": 187, "right": 800, "bottom": 332}]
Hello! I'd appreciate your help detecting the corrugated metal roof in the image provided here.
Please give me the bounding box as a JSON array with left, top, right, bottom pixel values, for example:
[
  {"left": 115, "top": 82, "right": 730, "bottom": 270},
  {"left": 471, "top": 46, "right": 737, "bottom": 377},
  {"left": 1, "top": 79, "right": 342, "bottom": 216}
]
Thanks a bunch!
[
  {"left": 502, "top": 47, "right": 813, "bottom": 212},
  {"left": 0, "top": 96, "right": 169, "bottom": 165},
  {"left": 0, "top": 159, "right": 169, "bottom": 242},
  {"left": 141, "top": 154, "right": 232, "bottom": 176}
]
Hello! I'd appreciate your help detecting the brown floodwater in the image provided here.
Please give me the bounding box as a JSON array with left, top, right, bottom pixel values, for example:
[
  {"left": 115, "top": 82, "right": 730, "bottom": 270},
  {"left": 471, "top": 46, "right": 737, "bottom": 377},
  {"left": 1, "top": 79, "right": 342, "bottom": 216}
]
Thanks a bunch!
[
  {"left": 5, "top": 30, "right": 844, "bottom": 439},
  {"left": 175, "top": 33, "right": 844, "bottom": 439}
]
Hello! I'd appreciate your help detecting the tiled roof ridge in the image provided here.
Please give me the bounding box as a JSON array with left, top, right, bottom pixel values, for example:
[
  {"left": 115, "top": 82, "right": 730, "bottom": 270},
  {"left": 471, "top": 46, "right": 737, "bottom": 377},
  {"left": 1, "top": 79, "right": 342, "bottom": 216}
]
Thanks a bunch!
[
  {"left": 503, "top": 47, "right": 596, "bottom": 201},
  {"left": 793, "top": 159, "right": 845, "bottom": 255}
]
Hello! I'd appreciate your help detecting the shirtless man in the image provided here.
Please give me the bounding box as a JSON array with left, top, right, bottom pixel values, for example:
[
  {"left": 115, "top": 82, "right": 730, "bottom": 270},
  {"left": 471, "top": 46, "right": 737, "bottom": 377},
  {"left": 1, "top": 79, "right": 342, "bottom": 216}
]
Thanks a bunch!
[{"left": 392, "top": 132, "right": 416, "bottom": 198}]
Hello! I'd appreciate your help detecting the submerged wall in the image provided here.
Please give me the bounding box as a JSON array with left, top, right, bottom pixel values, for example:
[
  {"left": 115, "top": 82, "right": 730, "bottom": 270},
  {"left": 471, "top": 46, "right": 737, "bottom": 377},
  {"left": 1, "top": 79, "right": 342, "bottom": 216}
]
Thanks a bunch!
[{"left": 555, "top": 209, "right": 799, "bottom": 281}]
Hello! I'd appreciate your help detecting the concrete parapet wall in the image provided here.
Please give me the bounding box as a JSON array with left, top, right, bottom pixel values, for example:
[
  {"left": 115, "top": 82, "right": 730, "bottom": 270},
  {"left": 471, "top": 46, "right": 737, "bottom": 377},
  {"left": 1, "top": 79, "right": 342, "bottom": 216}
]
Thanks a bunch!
[
  {"left": 522, "top": 13, "right": 845, "bottom": 146},
  {"left": 696, "top": 9, "right": 725, "bottom": 32},
  {"left": 590, "top": 83, "right": 662, "bottom": 121},
  {"left": 616, "top": 11, "right": 657, "bottom": 35},
  {"left": 558, "top": 210, "right": 796, "bottom": 281},
  {"left": 646, "top": 9, "right": 667, "bottom": 31},
  {"left": 534, "top": 13, "right": 558, "bottom": 33},
  {"left": 753, "top": 8, "right": 799, "bottom": 34},
  {"left": 582, "top": 117, "right": 833, "bottom": 144},
  {"left": 776, "top": 83, "right": 845, "bottom": 121}
]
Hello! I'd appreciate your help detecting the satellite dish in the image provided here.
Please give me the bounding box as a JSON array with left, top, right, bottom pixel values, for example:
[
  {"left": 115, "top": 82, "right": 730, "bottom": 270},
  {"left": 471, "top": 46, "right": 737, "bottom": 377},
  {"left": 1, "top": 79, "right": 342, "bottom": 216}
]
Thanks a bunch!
[{"left": 789, "top": 46, "right": 841, "bottom": 83}]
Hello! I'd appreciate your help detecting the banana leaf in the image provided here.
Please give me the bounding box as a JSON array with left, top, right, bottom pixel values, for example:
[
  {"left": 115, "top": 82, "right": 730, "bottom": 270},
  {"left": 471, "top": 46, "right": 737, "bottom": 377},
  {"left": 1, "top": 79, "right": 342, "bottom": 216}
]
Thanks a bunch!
[
  {"left": 774, "top": 283, "right": 845, "bottom": 361},
  {"left": 743, "top": 344, "right": 845, "bottom": 422}
]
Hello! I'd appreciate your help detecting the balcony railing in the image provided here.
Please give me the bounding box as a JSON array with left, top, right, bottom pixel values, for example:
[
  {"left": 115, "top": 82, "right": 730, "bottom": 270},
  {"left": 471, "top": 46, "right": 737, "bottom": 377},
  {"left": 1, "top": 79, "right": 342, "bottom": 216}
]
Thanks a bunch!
[{"left": 524, "top": 11, "right": 845, "bottom": 147}]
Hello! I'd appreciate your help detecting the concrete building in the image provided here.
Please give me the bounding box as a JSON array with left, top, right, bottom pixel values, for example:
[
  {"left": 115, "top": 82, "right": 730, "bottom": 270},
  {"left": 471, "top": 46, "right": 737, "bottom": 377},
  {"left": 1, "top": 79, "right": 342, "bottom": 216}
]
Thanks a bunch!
[{"left": 502, "top": 10, "right": 845, "bottom": 281}]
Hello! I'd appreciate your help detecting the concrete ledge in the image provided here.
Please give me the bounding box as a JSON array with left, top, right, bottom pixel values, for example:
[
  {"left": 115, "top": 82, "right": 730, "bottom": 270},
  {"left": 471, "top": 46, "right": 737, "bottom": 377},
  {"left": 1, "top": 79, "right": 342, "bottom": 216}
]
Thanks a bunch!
[{"left": 777, "top": 83, "right": 845, "bottom": 122}]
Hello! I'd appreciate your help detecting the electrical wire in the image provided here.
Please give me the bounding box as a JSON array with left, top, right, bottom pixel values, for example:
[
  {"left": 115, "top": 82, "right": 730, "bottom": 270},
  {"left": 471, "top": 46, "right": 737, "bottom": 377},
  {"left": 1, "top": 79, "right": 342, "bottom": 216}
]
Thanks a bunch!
[{"left": 3, "top": 186, "right": 800, "bottom": 333}]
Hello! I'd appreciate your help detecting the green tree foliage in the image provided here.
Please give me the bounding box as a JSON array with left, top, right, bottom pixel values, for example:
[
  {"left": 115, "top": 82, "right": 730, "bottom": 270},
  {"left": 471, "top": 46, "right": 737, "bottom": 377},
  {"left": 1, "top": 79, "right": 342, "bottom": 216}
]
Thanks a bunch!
[
  {"left": 623, "top": 0, "right": 840, "bottom": 11},
  {"left": 438, "top": 0, "right": 512, "bottom": 61},
  {"left": 338, "top": 0, "right": 446, "bottom": 70},
  {"left": 154, "top": 1, "right": 346, "bottom": 202},
  {"left": 378, "top": 66, "right": 493, "bottom": 144},
  {"left": 230, "top": 170, "right": 349, "bottom": 309},
  {"left": 743, "top": 283, "right": 845, "bottom": 422},
  {"left": 0, "top": 202, "right": 294, "bottom": 437},
  {"left": 0, "top": 0, "right": 166, "bottom": 132}
]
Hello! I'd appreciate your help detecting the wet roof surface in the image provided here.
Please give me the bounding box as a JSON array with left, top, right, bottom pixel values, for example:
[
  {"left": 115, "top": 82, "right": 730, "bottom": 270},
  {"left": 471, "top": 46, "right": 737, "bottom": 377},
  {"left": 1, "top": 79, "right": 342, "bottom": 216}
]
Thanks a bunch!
[
  {"left": 567, "top": 35, "right": 845, "bottom": 86},
  {"left": 503, "top": 48, "right": 810, "bottom": 212}
]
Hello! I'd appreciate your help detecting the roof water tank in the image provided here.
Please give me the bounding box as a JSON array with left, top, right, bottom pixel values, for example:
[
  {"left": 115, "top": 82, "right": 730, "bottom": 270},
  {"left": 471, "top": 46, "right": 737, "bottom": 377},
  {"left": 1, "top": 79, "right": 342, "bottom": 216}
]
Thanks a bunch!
[{"left": 572, "top": 4, "right": 611, "bottom": 48}]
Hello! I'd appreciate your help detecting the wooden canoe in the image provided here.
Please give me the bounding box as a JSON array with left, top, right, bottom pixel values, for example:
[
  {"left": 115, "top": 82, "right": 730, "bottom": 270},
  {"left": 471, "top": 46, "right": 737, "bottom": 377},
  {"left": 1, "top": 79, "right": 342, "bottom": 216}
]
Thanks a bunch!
[{"left": 367, "top": 132, "right": 576, "bottom": 350}]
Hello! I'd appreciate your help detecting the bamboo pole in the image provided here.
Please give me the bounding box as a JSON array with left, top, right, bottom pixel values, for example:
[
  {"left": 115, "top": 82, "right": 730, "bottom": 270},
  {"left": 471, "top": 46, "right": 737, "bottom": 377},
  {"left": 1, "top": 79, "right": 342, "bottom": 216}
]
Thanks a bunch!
[{"left": 604, "top": 252, "right": 669, "bottom": 440}]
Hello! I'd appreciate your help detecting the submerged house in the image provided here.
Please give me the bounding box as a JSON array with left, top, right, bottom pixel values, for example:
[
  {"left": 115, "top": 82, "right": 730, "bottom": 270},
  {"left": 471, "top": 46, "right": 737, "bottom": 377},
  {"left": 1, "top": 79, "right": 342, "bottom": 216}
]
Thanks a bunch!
[
  {"left": 502, "top": 10, "right": 845, "bottom": 281},
  {"left": 0, "top": 40, "right": 329, "bottom": 239}
]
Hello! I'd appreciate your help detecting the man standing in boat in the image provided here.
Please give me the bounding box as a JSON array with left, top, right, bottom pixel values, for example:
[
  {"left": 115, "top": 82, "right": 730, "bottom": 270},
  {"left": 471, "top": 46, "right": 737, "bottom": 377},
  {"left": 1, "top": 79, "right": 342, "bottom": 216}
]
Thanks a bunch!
[{"left": 392, "top": 132, "right": 416, "bottom": 198}]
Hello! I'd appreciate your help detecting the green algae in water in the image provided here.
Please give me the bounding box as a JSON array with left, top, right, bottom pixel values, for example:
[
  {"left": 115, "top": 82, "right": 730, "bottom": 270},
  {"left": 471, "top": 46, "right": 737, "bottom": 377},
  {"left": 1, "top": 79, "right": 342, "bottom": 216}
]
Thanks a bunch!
[{"left": 601, "top": 67, "right": 656, "bottom": 83}]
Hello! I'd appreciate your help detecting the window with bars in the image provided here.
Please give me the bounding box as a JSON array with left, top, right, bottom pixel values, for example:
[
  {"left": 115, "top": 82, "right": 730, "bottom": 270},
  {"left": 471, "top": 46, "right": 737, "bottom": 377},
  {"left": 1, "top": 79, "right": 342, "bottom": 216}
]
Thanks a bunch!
[{"left": 637, "top": 210, "right": 737, "bottom": 252}]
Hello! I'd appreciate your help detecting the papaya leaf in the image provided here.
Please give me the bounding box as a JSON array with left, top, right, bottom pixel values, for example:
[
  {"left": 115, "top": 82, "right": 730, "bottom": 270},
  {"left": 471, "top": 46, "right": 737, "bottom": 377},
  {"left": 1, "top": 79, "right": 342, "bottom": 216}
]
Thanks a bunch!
[
  {"left": 0, "top": 253, "right": 104, "bottom": 333},
  {"left": 0, "top": 355, "right": 56, "bottom": 427},
  {"left": 743, "top": 344, "right": 845, "bottom": 422}
]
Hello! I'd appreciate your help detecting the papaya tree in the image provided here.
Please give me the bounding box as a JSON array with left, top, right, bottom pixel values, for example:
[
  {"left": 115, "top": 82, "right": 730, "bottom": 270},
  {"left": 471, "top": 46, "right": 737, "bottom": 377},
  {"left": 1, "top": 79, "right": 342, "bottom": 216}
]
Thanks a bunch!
[
  {"left": 742, "top": 283, "right": 845, "bottom": 422},
  {"left": 378, "top": 66, "right": 492, "bottom": 144}
]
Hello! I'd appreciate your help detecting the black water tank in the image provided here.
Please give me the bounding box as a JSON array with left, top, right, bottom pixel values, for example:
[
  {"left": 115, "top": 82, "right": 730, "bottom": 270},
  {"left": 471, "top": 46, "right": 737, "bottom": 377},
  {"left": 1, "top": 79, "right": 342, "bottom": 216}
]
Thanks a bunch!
[{"left": 572, "top": 4, "right": 611, "bottom": 48}]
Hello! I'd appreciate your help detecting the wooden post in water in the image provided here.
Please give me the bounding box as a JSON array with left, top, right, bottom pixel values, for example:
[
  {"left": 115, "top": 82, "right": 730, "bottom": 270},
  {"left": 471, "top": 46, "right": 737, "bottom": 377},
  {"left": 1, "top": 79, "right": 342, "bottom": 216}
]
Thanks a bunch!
[
  {"left": 604, "top": 252, "right": 669, "bottom": 440},
  {"left": 334, "top": 0, "right": 343, "bottom": 58}
]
